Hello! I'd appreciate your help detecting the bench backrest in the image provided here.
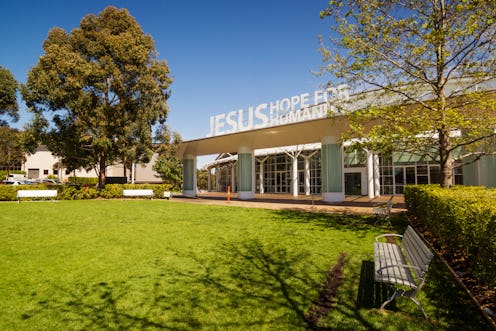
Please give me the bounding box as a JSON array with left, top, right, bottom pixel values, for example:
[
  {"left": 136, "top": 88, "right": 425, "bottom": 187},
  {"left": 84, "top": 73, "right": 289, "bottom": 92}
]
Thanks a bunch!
[
  {"left": 123, "top": 189, "right": 154, "bottom": 197},
  {"left": 402, "top": 226, "right": 434, "bottom": 284},
  {"left": 17, "top": 190, "right": 58, "bottom": 198}
]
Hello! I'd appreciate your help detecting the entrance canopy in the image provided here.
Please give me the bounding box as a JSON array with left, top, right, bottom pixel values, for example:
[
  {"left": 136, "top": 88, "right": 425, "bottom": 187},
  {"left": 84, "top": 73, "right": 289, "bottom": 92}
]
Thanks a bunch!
[{"left": 177, "top": 115, "right": 352, "bottom": 158}]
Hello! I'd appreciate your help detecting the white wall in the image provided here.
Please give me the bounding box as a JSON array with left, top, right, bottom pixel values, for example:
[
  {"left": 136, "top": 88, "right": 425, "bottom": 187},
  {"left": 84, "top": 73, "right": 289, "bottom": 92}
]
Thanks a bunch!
[{"left": 22, "top": 146, "right": 162, "bottom": 183}]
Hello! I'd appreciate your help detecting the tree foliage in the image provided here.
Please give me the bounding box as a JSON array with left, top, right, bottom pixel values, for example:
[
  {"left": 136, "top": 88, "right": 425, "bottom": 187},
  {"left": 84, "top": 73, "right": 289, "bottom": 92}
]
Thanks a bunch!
[
  {"left": 0, "top": 66, "right": 19, "bottom": 126},
  {"left": 21, "top": 6, "right": 172, "bottom": 187},
  {"left": 0, "top": 126, "right": 25, "bottom": 175},
  {"left": 320, "top": 0, "right": 496, "bottom": 187},
  {"left": 196, "top": 169, "right": 211, "bottom": 191},
  {"left": 153, "top": 125, "right": 182, "bottom": 190}
]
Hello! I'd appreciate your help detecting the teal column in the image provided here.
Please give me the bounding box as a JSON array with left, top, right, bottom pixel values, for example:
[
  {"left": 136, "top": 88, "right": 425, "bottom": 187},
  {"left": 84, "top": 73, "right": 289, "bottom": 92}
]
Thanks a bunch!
[
  {"left": 182, "top": 154, "right": 197, "bottom": 197},
  {"left": 463, "top": 155, "right": 479, "bottom": 186},
  {"left": 321, "top": 136, "right": 345, "bottom": 202},
  {"left": 237, "top": 146, "right": 255, "bottom": 200},
  {"left": 479, "top": 155, "right": 496, "bottom": 188}
]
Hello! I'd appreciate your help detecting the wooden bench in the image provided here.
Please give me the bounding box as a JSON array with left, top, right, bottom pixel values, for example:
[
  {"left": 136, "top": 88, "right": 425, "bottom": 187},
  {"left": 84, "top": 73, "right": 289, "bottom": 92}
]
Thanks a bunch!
[
  {"left": 163, "top": 191, "right": 172, "bottom": 200},
  {"left": 123, "top": 189, "right": 154, "bottom": 199},
  {"left": 17, "top": 189, "right": 58, "bottom": 202},
  {"left": 373, "top": 196, "right": 393, "bottom": 227},
  {"left": 374, "top": 225, "right": 434, "bottom": 318}
]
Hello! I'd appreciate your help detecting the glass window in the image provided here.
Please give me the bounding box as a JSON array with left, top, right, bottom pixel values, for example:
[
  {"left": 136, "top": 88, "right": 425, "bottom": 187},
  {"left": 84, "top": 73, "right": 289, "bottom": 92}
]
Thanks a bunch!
[
  {"left": 429, "top": 166, "right": 441, "bottom": 184},
  {"left": 417, "top": 176, "right": 429, "bottom": 184},
  {"left": 417, "top": 165, "right": 428, "bottom": 175}
]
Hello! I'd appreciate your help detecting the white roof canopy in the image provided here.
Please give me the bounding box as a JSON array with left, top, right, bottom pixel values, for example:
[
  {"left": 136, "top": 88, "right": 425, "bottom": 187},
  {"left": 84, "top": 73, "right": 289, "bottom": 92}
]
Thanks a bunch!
[{"left": 177, "top": 115, "right": 352, "bottom": 158}]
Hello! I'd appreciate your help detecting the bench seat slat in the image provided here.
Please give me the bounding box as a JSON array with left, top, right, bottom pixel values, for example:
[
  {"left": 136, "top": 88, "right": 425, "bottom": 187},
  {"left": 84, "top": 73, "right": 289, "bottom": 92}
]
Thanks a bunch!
[
  {"left": 373, "top": 225, "right": 434, "bottom": 318},
  {"left": 374, "top": 242, "right": 417, "bottom": 288}
]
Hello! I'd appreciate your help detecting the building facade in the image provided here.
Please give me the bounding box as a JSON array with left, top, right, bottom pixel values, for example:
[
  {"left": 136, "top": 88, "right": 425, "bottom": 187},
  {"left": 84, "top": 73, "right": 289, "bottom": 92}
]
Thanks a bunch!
[
  {"left": 178, "top": 82, "right": 496, "bottom": 201},
  {"left": 18, "top": 145, "right": 162, "bottom": 184},
  {"left": 203, "top": 143, "right": 482, "bottom": 198}
]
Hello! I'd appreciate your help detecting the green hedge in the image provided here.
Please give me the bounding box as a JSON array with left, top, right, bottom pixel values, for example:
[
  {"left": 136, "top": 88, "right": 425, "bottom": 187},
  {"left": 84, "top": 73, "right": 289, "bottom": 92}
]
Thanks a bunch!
[
  {"left": 404, "top": 185, "right": 496, "bottom": 287},
  {"left": 0, "top": 183, "right": 174, "bottom": 201},
  {"left": 67, "top": 177, "right": 99, "bottom": 186}
]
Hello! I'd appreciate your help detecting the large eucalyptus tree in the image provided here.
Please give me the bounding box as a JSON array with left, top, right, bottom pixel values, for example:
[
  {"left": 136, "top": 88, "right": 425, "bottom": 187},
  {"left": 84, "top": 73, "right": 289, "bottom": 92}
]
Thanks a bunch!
[
  {"left": 22, "top": 6, "right": 172, "bottom": 187},
  {"left": 0, "top": 65, "right": 19, "bottom": 126}
]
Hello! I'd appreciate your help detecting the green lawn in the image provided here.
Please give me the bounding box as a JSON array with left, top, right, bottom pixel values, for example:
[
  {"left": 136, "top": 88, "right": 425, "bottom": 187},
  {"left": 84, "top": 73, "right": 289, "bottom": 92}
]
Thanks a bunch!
[{"left": 0, "top": 200, "right": 491, "bottom": 330}]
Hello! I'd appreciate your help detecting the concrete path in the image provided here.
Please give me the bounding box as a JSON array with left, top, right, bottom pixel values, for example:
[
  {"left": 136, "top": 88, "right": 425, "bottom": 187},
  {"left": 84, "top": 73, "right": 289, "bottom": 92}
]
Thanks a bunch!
[{"left": 170, "top": 192, "right": 406, "bottom": 216}]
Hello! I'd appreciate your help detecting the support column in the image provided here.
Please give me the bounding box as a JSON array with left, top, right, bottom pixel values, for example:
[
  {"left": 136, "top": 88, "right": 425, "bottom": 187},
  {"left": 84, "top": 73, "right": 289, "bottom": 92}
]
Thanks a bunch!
[
  {"left": 292, "top": 156, "right": 298, "bottom": 197},
  {"left": 182, "top": 154, "right": 197, "bottom": 197},
  {"left": 284, "top": 149, "right": 302, "bottom": 197},
  {"left": 230, "top": 163, "right": 236, "bottom": 193},
  {"left": 304, "top": 158, "right": 310, "bottom": 196},
  {"left": 302, "top": 151, "right": 318, "bottom": 196},
  {"left": 373, "top": 154, "right": 380, "bottom": 196},
  {"left": 257, "top": 156, "right": 269, "bottom": 194},
  {"left": 366, "top": 150, "right": 375, "bottom": 199},
  {"left": 207, "top": 167, "right": 212, "bottom": 192},
  {"left": 131, "top": 162, "right": 136, "bottom": 184},
  {"left": 321, "top": 136, "right": 345, "bottom": 202},
  {"left": 237, "top": 146, "right": 255, "bottom": 200},
  {"left": 215, "top": 166, "right": 220, "bottom": 191}
]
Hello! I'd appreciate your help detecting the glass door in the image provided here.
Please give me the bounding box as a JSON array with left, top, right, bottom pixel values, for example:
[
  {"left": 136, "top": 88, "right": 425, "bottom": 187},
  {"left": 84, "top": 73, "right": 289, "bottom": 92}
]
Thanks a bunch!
[{"left": 275, "top": 171, "right": 288, "bottom": 193}]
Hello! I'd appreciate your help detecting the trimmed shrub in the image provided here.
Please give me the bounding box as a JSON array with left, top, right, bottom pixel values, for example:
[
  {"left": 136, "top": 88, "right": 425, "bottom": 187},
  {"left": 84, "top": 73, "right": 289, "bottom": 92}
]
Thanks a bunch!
[
  {"left": 57, "top": 186, "right": 82, "bottom": 200},
  {"left": 79, "top": 186, "right": 99, "bottom": 199},
  {"left": 99, "top": 184, "right": 123, "bottom": 199},
  {"left": 0, "top": 185, "right": 18, "bottom": 201},
  {"left": 405, "top": 185, "right": 496, "bottom": 287},
  {"left": 68, "top": 177, "right": 98, "bottom": 186},
  {"left": 0, "top": 183, "right": 174, "bottom": 201}
]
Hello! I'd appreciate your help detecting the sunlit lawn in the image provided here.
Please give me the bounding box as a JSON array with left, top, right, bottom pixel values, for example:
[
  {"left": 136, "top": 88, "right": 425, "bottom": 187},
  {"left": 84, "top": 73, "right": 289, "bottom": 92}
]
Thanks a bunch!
[{"left": 0, "top": 200, "right": 491, "bottom": 330}]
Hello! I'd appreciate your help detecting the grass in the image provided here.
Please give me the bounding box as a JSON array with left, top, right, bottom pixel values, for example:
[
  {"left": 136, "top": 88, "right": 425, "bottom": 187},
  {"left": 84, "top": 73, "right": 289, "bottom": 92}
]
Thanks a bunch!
[{"left": 0, "top": 200, "right": 491, "bottom": 330}]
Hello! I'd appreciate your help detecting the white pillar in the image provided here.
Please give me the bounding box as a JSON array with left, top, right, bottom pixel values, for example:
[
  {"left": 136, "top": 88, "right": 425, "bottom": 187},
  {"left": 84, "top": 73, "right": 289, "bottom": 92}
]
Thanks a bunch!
[
  {"left": 259, "top": 161, "right": 264, "bottom": 194},
  {"left": 131, "top": 162, "right": 135, "bottom": 184},
  {"left": 367, "top": 150, "right": 375, "bottom": 199},
  {"left": 256, "top": 156, "right": 269, "bottom": 194},
  {"left": 373, "top": 154, "right": 380, "bottom": 196},
  {"left": 302, "top": 151, "right": 317, "bottom": 196},
  {"left": 284, "top": 149, "right": 302, "bottom": 198},
  {"left": 305, "top": 158, "right": 310, "bottom": 195},
  {"left": 292, "top": 156, "right": 298, "bottom": 197}
]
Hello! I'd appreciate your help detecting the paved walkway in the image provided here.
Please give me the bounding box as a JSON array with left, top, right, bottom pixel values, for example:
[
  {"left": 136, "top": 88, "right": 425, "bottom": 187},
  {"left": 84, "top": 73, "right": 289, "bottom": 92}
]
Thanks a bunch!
[{"left": 171, "top": 192, "right": 406, "bottom": 215}]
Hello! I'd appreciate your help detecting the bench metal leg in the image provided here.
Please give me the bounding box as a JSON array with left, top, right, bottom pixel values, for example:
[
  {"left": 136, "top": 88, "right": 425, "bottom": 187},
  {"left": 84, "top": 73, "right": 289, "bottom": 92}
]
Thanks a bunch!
[{"left": 380, "top": 286, "right": 428, "bottom": 319}]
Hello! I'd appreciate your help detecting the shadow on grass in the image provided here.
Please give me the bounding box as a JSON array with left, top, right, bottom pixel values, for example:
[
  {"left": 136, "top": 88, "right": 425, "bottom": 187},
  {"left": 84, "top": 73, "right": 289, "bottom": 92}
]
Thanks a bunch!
[
  {"left": 191, "top": 238, "right": 342, "bottom": 330},
  {"left": 273, "top": 209, "right": 408, "bottom": 238},
  {"left": 422, "top": 257, "right": 493, "bottom": 331},
  {"left": 352, "top": 259, "right": 492, "bottom": 331},
  {"left": 21, "top": 238, "right": 349, "bottom": 330},
  {"left": 356, "top": 261, "right": 395, "bottom": 311}
]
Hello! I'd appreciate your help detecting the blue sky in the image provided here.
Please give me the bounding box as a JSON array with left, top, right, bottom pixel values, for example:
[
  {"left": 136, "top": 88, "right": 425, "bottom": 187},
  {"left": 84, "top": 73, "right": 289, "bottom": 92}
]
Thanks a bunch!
[{"left": 0, "top": 0, "right": 333, "bottom": 165}]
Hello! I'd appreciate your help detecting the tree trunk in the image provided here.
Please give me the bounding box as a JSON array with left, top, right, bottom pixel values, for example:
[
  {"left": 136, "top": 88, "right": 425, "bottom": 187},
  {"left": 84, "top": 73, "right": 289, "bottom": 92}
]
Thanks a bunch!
[
  {"left": 98, "top": 157, "right": 107, "bottom": 189},
  {"left": 439, "top": 128, "right": 453, "bottom": 187}
]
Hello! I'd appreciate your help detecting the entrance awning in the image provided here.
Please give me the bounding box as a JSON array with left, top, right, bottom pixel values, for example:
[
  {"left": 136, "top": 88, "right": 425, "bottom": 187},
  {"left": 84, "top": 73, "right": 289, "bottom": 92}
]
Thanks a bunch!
[{"left": 177, "top": 115, "right": 352, "bottom": 158}]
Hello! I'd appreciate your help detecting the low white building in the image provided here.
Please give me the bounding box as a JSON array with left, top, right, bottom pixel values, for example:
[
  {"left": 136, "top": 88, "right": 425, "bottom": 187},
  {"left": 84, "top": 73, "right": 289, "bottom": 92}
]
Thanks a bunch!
[{"left": 21, "top": 145, "right": 162, "bottom": 184}]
